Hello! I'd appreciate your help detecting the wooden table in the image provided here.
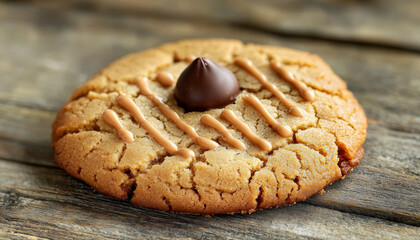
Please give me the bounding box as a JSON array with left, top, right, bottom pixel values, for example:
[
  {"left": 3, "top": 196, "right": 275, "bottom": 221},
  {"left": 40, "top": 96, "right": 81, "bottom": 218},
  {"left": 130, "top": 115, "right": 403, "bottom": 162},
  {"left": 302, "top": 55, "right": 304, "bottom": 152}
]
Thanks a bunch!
[{"left": 1, "top": 0, "right": 419, "bottom": 239}]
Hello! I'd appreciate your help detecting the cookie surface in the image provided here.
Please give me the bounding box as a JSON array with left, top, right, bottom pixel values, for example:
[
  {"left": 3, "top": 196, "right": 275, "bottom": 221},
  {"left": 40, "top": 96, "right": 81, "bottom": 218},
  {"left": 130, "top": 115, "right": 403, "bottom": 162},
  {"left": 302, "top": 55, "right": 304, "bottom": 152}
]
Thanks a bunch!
[{"left": 52, "top": 39, "right": 367, "bottom": 214}]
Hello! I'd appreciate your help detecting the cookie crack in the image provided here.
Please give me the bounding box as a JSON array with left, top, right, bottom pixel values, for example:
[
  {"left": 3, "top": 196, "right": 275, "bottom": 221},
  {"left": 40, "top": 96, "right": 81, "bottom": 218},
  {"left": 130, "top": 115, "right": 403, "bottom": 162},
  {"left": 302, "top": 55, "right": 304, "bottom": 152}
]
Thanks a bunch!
[
  {"left": 245, "top": 153, "right": 269, "bottom": 209},
  {"left": 270, "top": 166, "right": 281, "bottom": 207},
  {"left": 126, "top": 181, "right": 137, "bottom": 201},
  {"left": 310, "top": 101, "right": 321, "bottom": 127},
  {"left": 305, "top": 82, "right": 345, "bottom": 99},
  {"left": 146, "top": 152, "right": 169, "bottom": 170},
  {"left": 118, "top": 143, "right": 127, "bottom": 164},
  {"left": 256, "top": 186, "right": 264, "bottom": 209},
  {"left": 162, "top": 196, "right": 173, "bottom": 211},
  {"left": 120, "top": 171, "right": 137, "bottom": 200},
  {"left": 57, "top": 121, "right": 103, "bottom": 140},
  {"left": 290, "top": 152, "right": 304, "bottom": 188},
  {"left": 336, "top": 114, "right": 358, "bottom": 132},
  {"left": 84, "top": 136, "right": 104, "bottom": 159},
  {"left": 190, "top": 157, "right": 203, "bottom": 205},
  {"left": 118, "top": 167, "right": 140, "bottom": 201}
]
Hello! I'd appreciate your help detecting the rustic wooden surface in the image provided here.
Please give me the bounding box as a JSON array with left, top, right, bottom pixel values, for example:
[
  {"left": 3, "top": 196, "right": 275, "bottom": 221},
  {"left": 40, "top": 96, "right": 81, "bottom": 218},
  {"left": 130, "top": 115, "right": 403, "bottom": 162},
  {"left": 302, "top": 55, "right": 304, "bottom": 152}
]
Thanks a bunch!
[{"left": 0, "top": 0, "right": 419, "bottom": 239}]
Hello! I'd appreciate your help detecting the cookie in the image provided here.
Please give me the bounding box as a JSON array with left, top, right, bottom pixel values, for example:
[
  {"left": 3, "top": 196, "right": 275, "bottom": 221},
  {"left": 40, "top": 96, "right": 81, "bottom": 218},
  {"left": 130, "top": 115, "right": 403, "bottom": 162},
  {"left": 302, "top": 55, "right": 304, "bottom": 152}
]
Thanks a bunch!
[{"left": 52, "top": 39, "right": 367, "bottom": 214}]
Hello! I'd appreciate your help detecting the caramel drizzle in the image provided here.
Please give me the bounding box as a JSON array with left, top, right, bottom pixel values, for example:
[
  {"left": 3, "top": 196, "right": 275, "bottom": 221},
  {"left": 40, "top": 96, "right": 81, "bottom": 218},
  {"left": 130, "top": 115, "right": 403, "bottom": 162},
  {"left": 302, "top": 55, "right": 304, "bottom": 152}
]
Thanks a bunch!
[
  {"left": 220, "top": 109, "right": 272, "bottom": 151},
  {"left": 242, "top": 95, "right": 293, "bottom": 138},
  {"left": 155, "top": 55, "right": 196, "bottom": 87},
  {"left": 135, "top": 77, "right": 219, "bottom": 150},
  {"left": 200, "top": 114, "right": 246, "bottom": 150},
  {"left": 117, "top": 93, "right": 195, "bottom": 158},
  {"left": 155, "top": 72, "right": 175, "bottom": 87},
  {"left": 269, "top": 60, "right": 315, "bottom": 102},
  {"left": 105, "top": 58, "right": 315, "bottom": 155},
  {"left": 234, "top": 58, "right": 304, "bottom": 117},
  {"left": 102, "top": 109, "right": 134, "bottom": 143}
]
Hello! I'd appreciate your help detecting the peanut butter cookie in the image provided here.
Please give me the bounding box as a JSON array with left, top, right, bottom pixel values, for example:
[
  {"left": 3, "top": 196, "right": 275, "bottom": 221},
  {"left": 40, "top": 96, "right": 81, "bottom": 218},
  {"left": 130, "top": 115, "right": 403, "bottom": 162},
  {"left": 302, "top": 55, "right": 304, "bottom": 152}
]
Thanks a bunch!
[{"left": 52, "top": 39, "right": 367, "bottom": 214}]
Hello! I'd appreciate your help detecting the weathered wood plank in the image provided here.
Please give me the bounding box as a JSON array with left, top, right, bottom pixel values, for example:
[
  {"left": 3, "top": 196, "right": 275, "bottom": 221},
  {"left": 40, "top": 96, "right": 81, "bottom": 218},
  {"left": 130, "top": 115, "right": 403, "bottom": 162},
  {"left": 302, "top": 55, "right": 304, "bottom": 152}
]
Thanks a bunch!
[
  {"left": 362, "top": 123, "right": 420, "bottom": 177},
  {"left": 307, "top": 165, "right": 420, "bottom": 226},
  {"left": 25, "top": 0, "right": 420, "bottom": 51},
  {"left": 0, "top": 138, "right": 55, "bottom": 167},
  {"left": 0, "top": 1, "right": 419, "bottom": 235},
  {"left": 0, "top": 103, "right": 53, "bottom": 145},
  {"left": 1, "top": 160, "right": 419, "bottom": 239},
  {"left": 0, "top": 1, "right": 419, "bottom": 226}
]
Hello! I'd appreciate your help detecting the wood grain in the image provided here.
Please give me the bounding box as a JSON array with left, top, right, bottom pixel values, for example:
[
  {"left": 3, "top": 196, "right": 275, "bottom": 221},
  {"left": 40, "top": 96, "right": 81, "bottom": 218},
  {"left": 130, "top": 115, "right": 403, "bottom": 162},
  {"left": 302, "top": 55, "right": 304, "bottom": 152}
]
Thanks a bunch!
[
  {"left": 23, "top": 0, "right": 420, "bottom": 52},
  {"left": 1, "top": 160, "right": 419, "bottom": 240},
  {"left": 0, "top": 1, "right": 419, "bottom": 239},
  {"left": 307, "top": 165, "right": 419, "bottom": 225}
]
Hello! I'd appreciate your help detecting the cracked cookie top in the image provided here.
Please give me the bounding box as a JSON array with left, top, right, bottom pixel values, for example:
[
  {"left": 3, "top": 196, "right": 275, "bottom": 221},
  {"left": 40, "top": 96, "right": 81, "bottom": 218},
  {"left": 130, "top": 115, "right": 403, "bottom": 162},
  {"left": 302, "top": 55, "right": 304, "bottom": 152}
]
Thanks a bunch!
[{"left": 52, "top": 39, "right": 367, "bottom": 214}]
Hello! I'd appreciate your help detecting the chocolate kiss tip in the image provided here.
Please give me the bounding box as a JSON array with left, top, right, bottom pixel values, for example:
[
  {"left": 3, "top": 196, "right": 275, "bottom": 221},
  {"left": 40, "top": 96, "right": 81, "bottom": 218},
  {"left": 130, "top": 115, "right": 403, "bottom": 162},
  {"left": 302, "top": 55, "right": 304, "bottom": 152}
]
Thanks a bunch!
[{"left": 174, "top": 58, "right": 240, "bottom": 112}]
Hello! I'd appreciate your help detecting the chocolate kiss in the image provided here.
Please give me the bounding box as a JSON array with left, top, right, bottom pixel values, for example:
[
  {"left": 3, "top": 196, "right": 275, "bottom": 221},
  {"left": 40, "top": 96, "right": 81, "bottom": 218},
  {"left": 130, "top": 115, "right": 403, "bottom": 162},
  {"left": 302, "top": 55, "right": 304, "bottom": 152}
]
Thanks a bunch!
[{"left": 175, "top": 58, "right": 240, "bottom": 112}]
